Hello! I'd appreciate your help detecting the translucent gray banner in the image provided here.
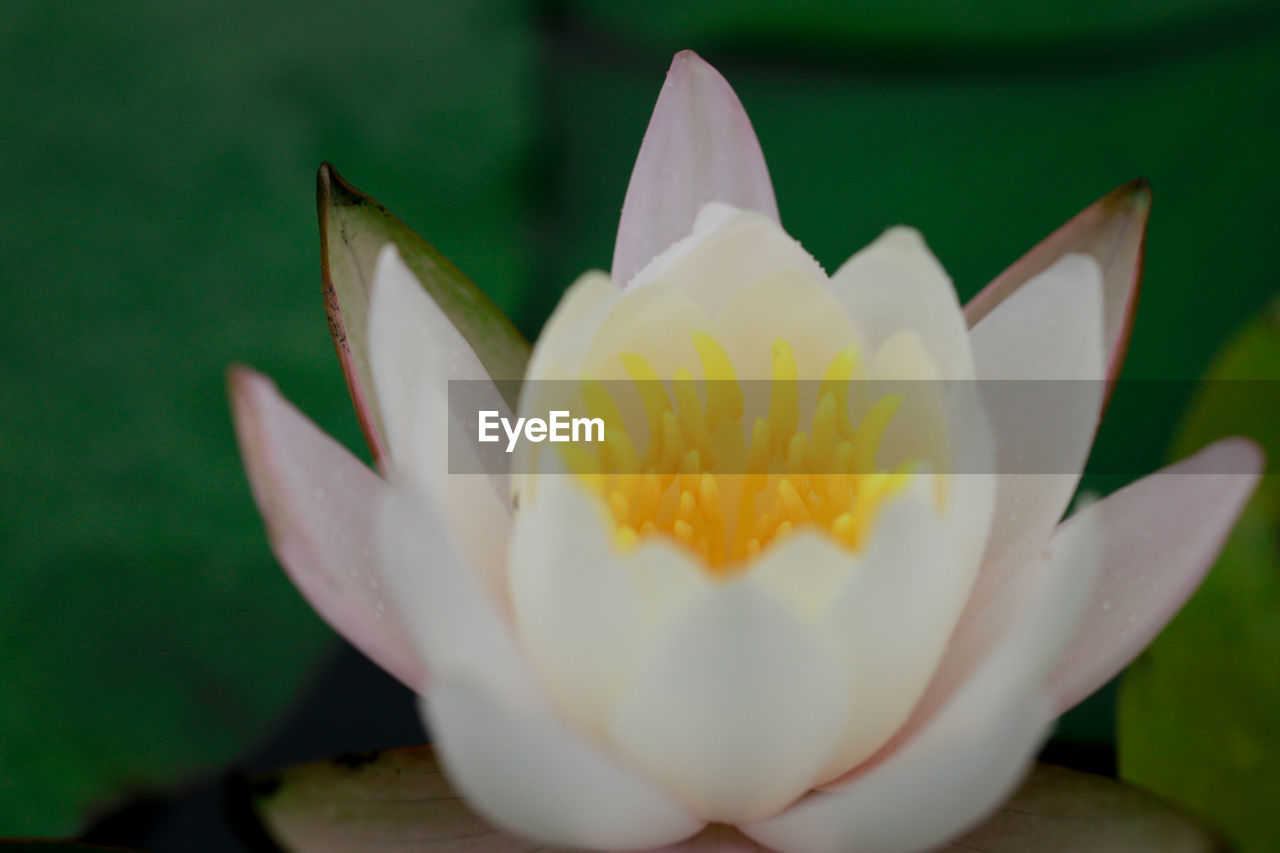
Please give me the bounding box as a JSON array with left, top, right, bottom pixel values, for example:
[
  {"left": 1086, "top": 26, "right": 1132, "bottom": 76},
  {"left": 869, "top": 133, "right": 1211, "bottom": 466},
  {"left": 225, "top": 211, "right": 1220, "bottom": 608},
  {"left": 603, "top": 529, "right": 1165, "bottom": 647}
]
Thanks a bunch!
[{"left": 446, "top": 379, "right": 1269, "bottom": 476}]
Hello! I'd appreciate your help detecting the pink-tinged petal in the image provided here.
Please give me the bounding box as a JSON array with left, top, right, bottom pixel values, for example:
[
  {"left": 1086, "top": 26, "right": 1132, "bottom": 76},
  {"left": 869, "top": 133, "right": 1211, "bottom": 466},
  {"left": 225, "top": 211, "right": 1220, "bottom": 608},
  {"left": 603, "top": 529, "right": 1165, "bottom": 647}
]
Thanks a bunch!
[
  {"left": 318, "top": 164, "right": 530, "bottom": 469},
  {"left": 965, "top": 178, "right": 1150, "bottom": 386},
  {"left": 1046, "top": 437, "right": 1264, "bottom": 714},
  {"left": 424, "top": 679, "right": 705, "bottom": 851},
  {"left": 965, "top": 253, "right": 1105, "bottom": 666},
  {"left": 612, "top": 51, "right": 779, "bottom": 288},
  {"left": 746, "top": 510, "right": 1100, "bottom": 853},
  {"left": 229, "top": 367, "right": 422, "bottom": 689}
]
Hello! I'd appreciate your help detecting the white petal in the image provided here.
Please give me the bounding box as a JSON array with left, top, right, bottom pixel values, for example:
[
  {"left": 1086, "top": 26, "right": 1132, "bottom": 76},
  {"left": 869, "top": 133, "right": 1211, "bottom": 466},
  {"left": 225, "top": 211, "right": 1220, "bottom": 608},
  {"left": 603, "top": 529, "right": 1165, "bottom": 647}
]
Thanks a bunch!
[
  {"left": 382, "top": 486, "right": 704, "bottom": 849},
  {"left": 1047, "top": 437, "right": 1263, "bottom": 712},
  {"left": 965, "top": 253, "right": 1105, "bottom": 651},
  {"left": 628, "top": 207, "right": 825, "bottom": 312},
  {"left": 969, "top": 253, "right": 1105, "bottom": 382},
  {"left": 714, "top": 267, "right": 863, "bottom": 380},
  {"left": 377, "top": 486, "right": 538, "bottom": 708},
  {"left": 863, "top": 332, "right": 998, "bottom": 586},
  {"left": 748, "top": 508, "right": 1100, "bottom": 853},
  {"left": 610, "top": 584, "right": 851, "bottom": 823},
  {"left": 829, "top": 227, "right": 975, "bottom": 381},
  {"left": 964, "top": 179, "right": 1150, "bottom": 384},
  {"left": 509, "top": 480, "right": 712, "bottom": 738},
  {"left": 814, "top": 492, "right": 973, "bottom": 780},
  {"left": 613, "top": 51, "right": 778, "bottom": 289},
  {"left": 425, "top": 676, "right": 703, "bottom": 850},
  {"left": 230, "top": 368, "right": 422, "bottom": 688},
  {"left": 748, "top": 693, "right": 1051, "bottom": 853},
  {"left": 368, "top": 244, "right": 513, "bottom": 605}
]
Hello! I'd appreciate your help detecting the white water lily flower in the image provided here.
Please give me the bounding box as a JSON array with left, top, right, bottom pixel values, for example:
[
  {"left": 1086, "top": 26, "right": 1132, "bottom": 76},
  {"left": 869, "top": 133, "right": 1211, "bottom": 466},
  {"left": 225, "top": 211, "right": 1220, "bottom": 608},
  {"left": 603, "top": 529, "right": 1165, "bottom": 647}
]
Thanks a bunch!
[{"left": 231, "top": 51, "right": 1262, "bottom": 853}]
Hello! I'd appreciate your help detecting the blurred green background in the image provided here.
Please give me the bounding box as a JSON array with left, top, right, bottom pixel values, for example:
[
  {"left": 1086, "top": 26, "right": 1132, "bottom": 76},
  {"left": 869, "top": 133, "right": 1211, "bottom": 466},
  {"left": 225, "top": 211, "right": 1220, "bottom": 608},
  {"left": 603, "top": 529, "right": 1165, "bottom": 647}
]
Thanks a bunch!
[{"left": 1, "top": 0, "right": 1278, "bottom": 847}]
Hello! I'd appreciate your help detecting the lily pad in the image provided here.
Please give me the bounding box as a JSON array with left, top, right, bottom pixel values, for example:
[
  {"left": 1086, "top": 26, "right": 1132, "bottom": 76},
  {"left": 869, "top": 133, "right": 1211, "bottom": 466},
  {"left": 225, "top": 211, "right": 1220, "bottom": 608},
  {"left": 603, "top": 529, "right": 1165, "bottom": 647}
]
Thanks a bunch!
[
  {"left": 0, "top": 0, "right": 537, "bottom": 835},
  {"left": 1118, "top": 296, "right": 1280, "bottom": 852},
  {"left": 252, "top": 749, "right": 1219, "bottom": 852}
]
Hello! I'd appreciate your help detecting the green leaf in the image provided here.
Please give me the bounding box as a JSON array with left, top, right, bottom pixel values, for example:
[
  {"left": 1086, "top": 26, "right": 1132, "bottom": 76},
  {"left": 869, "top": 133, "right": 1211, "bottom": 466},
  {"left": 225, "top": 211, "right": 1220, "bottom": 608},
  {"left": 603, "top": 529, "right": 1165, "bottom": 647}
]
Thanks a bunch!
[
  {"left": 252, "top": 750, "right": 1221, "bottom": 852},
  {"left": 319, "top": 163, "right": 530, "bottom": 460},
  {"left": 1118, "top": 296, "right": 1280, "bottom": 852}
]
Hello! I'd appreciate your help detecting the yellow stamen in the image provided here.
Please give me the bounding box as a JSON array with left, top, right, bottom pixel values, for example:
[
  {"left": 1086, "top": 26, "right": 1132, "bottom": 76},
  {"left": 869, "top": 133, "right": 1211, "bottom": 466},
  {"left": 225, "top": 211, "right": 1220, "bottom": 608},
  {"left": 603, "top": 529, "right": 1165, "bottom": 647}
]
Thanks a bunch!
[
  {"left": 673, "top": 367, "right": 712, "bottom": 464},
  {"left": 767, "top": 338, "right": 799, "bottom": 448},
  {"left": 820, "top": 347, "right": 860, "bottom": 438},
  {"left": 853, "top": 395, "right": 902, "bottom": 474},
  {"left": 571, "top": 333, "right": 916, "bottom": 573},
  {"left": 692, "top": 332, "right": 743, "bottom": 429},
  {"left": 620, "top": 352, "right": 672, "bottom": 462}
]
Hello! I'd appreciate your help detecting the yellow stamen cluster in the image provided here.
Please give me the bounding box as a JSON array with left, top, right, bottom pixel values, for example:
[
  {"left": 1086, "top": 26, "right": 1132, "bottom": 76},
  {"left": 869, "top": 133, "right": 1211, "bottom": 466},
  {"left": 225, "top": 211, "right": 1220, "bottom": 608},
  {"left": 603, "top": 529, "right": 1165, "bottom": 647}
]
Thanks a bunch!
[{"left": 569, "top": 334, "right": 911, "bottom": 575}]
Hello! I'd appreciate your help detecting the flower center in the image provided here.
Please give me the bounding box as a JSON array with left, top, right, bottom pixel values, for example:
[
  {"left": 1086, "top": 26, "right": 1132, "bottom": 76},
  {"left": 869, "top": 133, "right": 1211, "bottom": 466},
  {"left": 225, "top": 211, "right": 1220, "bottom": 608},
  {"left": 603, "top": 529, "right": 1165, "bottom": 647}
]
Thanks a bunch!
[{"left": 564, "top": 332, "right": 911, "bottom": 575}]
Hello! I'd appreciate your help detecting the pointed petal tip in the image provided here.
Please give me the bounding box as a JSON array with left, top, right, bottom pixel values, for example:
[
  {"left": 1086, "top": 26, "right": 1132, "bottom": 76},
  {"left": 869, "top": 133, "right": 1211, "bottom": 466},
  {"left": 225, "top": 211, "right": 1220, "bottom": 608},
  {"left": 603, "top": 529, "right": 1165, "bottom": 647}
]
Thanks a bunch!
[
  {"left": 669, "top": 49, "right": 712, "bottom": 76},
  {"left": 664, "top": 51, "right": 739, "bottom": 104},
  {"left": 613, "top": 49, "right": 778, "bottom": 286},
  {"left": 1103, "top": 176, "right": 1152, "bottom": 216},
  {"left": 316, "top": 161, "right": 361, "bottom": 210},
  {"left": 1046, "top": 434, "right": 1266, "bottom": 715},
  {"left": 966, "top": 180, "right": 1152, "bottom": 389}
]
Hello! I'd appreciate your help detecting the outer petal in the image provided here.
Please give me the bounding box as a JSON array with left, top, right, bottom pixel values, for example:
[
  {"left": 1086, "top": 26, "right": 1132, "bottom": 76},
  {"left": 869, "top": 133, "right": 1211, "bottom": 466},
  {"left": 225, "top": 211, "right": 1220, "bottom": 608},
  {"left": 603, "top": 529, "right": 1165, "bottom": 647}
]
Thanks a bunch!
[
  {"left": 378, "top": 487, "right": 703, "bottom": 849},
  {"left": 829, "top": 227, "right": 975, "bottom": 380},
  {"left": 229, "top": 367, "right": 422, "bottom": 689},
  {"left": 369, "top": 245, "right": 513, "bottom": 606},
  {"left": 613, "top": 51, "right": 779, "bottom": 288},
  {"left": 747, "top": 507, "right": 1100, "bottom": 853},
  {"left": 965, "top": 253, "right": 1105, "bottom": 649},
  {"left": 317, "top": 164, "right": 529, "bottom": 466},
  {"left": 964, "top": 178, "right": 1150, "bottom": 385},
  {"left": 610, "top": 583, "right": 851, "bottom": 824},
  {"left": 378, "top": 485, "right": 538, "bottom": 707},
  {"left": 1047, "top": 437, "right": 1264, "bottom": 713}
]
